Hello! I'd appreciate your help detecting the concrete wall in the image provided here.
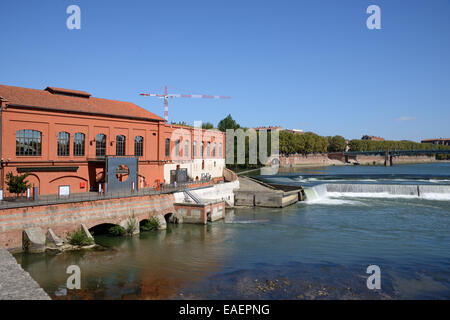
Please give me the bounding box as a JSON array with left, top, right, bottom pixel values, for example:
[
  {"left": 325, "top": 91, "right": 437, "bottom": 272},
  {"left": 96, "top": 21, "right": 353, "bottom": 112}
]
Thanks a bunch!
[
  {"left": 173, "top": 180, "right": 239, "bottom": 206},
  {"left": 0, "top": 193, "right": 175, "bottom": 251},
  {"left": 356, "top": 154, "right": 436, "bottom": 165}
]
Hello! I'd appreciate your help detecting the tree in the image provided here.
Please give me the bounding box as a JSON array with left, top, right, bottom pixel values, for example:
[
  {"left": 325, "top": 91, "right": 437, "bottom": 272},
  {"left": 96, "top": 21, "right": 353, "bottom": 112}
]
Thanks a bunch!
[
  {"left": 6, "top": 172, "right": 30, "bottom": 197},
  {"left": 218, "top": 114, "right": 240, "bottom": 132},
  {"left": 202, "top": 122, "right": 214, "bottom": 129},
  {"left": 328, "top": 135, "right": 347, "bottom": 152}
]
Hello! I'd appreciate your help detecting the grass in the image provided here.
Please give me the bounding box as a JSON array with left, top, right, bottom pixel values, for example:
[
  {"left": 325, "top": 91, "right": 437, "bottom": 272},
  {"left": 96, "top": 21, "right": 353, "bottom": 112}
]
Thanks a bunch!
[
  {"left": 108, "top": 225, "right": 126, "bottom": 236},
  {"left": 140, "top": 216, "right": 160, "bottom": 232},
  {"left": 67, "top": 228, "right": 94, "bottom": 246}
]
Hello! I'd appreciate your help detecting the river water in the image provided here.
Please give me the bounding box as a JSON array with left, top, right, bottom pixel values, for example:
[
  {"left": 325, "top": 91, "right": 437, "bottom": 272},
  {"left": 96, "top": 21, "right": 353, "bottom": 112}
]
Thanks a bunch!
[{"left": 15, "top": 163, "right": 450, "bottom": 299}]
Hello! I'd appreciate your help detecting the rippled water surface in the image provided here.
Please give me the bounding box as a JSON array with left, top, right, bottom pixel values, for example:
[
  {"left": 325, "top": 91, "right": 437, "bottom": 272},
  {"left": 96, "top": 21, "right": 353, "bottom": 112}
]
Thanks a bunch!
[{"left": 15, "top": 163, "right": 450, "bottom": 299}]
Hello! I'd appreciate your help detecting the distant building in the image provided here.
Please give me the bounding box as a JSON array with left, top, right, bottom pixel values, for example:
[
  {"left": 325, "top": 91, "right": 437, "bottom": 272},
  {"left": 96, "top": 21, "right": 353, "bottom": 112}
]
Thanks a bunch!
[
  {"left": 285, "top": 129, "right": 304, "bottom": 135},
  {"left": 253, "top": 126, "right": 282, "bottom": 133},
  {"left": 421, "top": 138, "right": 450, "bottom": 146},
  {"left": 362, "top": 135, "right": 384, "bottom": 141}
]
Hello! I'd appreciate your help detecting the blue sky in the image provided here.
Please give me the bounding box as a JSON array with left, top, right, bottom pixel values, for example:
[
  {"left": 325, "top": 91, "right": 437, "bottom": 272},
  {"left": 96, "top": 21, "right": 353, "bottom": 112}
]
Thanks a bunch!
[{"left": 0, "top": 0, "right": 449, "bottom": 141}]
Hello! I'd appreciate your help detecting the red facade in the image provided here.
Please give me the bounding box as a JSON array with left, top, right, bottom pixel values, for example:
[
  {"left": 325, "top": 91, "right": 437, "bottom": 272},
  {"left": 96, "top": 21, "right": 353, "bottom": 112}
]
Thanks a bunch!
[{"left": 0, "top": 84, "right": 225, "bottom": 196}]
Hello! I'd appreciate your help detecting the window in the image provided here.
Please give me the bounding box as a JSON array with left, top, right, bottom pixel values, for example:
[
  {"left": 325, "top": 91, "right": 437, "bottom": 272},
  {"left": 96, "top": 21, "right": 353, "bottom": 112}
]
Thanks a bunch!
[
  {"left": 116, "top": 135, "right": 126, "bottom": 156},
  {"left": 201, "top": 141, "right": 204, "bottom": 157},
  {"left": 135, "top": 136, "right": 143, "bottom": 157},
  {"left": 213, "top": 142, "right": 216, "bottom": 157},
  {"left": 16, "top": 130, "right": 42, "bottom": 156},
  {"left": 57, "top": 132, "right": 70, "bottom": 156},
  {"left": 73, "top": 133, "right": 85, "bottom": 156},
  {"left": 96, "top": 134, "right": 106, "bottom": 157},
  {"left": 193, "top": 141, "right": 197, "bottom": 157},
  {"left": 165, "top": 138, "right": 170, "bottom": 157},
  {"left": 175, "top": 139, "right": 180, "bottom": 157},
  {"left": 219, "top": 142, "right": 223, "bottom": 157},
  {"left": 184, "top": 140, "right": 189, "bottom": 158},
  {"left": 207, "top": 142, "right": 210, "bottom": 157}
]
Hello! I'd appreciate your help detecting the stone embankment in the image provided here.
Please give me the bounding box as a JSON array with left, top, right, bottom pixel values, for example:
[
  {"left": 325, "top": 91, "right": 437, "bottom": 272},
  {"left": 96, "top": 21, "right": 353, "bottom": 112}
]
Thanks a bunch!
[{"left": 0, "top": 247, "right": 50, "bottom": 300}]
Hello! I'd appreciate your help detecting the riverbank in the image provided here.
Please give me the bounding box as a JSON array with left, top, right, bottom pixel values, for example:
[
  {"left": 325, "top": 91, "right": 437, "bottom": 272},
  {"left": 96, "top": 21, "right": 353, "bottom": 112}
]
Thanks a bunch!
[{"left": 0, "top": 247, "right": 50, "bottom": 300}]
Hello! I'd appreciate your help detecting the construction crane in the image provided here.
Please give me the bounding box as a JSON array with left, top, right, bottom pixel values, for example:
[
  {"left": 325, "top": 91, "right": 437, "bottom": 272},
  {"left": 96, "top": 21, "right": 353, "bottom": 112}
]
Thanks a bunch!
[{"left": 140, "top": 86, "right": 230, "bottom": 122}]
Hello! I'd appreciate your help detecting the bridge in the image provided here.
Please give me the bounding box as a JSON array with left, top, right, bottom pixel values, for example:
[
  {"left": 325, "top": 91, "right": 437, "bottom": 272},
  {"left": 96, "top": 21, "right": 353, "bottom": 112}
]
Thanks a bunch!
[{"left": 341, "top": 149, "right": 450, "bottom": 166}]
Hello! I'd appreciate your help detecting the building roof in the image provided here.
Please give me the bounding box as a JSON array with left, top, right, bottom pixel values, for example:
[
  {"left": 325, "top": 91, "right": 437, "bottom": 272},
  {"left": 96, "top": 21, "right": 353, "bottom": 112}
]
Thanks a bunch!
[{"left": 0, "top": 84, "right": 164, "bottom": 122}]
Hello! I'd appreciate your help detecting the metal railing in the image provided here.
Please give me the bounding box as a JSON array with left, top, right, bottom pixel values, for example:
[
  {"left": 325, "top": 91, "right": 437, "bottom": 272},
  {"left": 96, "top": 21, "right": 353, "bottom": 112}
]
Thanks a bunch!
[{"left": 0, "top": 181, "right": 214, "bottom": 210}]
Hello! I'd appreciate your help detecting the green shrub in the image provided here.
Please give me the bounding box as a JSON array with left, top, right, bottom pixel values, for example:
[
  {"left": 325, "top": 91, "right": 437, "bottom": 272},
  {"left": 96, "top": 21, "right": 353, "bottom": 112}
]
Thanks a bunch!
[
  {"left": 126, "top": 216, "right": 138, "bottom": 235},
  {"left": 67, "top": 228, "right": 94, "bottom": 246},
  {"left": 140, "top": 216, "right": 160, "bottom": 232},
  {"left": 108, "top": 225, "right": 126, "bottom": 236}
]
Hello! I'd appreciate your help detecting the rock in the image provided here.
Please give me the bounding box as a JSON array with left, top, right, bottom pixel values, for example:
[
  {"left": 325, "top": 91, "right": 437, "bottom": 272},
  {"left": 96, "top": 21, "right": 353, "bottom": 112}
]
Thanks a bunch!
[
  {"left": 46, "top": 228, "right": 63, "bottom": 249},
  {"left": 154, "top": 214, "right": 167, "bottom": 230},
  {"left": 169, "top": 212, "right": 184, "bottom": 224},
  {"left": 22, "top": 227, "right": 46, "bottom": 253},
  {"left": 80, "top": 223, "right": 94, "bottom": 240}
]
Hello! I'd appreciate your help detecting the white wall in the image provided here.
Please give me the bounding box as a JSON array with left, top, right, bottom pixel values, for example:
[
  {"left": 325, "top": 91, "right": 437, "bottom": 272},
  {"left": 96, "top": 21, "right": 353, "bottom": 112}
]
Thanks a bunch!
[{"left": 174, "top": 180, "right": 239, "bottom": 206}]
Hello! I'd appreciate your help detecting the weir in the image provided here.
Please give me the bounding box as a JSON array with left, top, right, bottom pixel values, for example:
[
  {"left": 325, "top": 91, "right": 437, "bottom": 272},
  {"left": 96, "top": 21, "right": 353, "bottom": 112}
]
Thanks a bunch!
[{"left": 303, "top": 183, "right": 450, "bottom": 201}]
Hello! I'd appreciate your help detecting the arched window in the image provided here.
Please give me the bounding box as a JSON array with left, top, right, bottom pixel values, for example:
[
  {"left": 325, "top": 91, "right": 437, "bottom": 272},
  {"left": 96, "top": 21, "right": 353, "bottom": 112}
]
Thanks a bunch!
[
  {"left": 57, "top": 132, "right": 70, "bottom": 156},
  {"left": 116, "top": 135, "right": 126, "bottom": 156},
  {"left": 219, "top": 142, "right": 223, "bottom": 157},
  {"left": 213, "top": 142, "right": 216, "bottom": 157},
  {"left": 16, "top": 130, "right": 42, "bottom": 156},
  {"left": 201, "top": 141, "right": 205, "bottom": 157},
  {"left": 184, "top": 140, "right": 189, "bottom": 158},
  {"left": 73, "top": 133, "right": 85, "bottom": 156},
  {"left": 135, "top": 136, "right": 143, "bottom": 157},
  {"left": 193, "top": 141, "right": 197, "bottom": 157},
  {"left": 175, "top": 139, "right": 180, "bottom": 157},
  {"left": 207, "top": 142, "right": 210, "bottom": 157},
  {"left": 165, "top": 138, "right": 170, "bottom": 157},
  {"left": 96, "top": 134, "right": 106, "bottom": 157}
]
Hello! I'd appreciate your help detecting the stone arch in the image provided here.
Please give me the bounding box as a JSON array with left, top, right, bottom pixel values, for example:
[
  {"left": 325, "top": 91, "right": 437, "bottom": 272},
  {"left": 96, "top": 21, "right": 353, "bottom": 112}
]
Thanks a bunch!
[
  {"left": 49, "top": 175, "right": 88, "bottom": 184},
  {"left": 25, "top": 173, "right": 40, "bottom": 190},
  {"left": 88, "top": 223, "right": 118, "bottom": 235}
]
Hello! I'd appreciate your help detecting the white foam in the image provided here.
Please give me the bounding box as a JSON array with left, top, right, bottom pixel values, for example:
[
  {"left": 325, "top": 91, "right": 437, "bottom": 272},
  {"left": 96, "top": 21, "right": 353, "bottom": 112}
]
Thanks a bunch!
[
  {"left": 326, "top": 192, "right": 417, "bottom": 199},
  {"left": 420, "top": 193, "right": 450, "bottom": 201}
]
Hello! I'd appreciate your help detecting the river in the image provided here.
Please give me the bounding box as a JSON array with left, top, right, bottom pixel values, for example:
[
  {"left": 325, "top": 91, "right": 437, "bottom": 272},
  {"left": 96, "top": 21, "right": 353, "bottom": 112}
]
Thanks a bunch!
[{"left": 14, "top": 163, "right": 450, "bottom": 299}]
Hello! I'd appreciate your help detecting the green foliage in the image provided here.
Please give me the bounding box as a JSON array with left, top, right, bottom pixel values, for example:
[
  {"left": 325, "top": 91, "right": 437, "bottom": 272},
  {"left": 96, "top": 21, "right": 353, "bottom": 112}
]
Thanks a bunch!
[
  {"left": 328, "top": 135, "right": 347, "bottom": 152},
  {"left": 6, "top": 172, "right": 30, "bottom": 196},
  {"left": 279, "top": 131, "right": 328, "bottom": 154},
  {"left": 108, "top": 225, "right": 126, "bottom": 236},
  {"left": 126, "top": 216, "right": 138, "bottom": 235},
  {"left": 67, "top": 228, "right": 94, "bottom": 246},
  {"left": 218, "top": 114, "right": 240, "bottom": 132},
  {"left": 202, "top": 122, "right": 215, "bottom": 129},
  {"left": 140, "top": 216, "right": 160, "bottom": 232}
]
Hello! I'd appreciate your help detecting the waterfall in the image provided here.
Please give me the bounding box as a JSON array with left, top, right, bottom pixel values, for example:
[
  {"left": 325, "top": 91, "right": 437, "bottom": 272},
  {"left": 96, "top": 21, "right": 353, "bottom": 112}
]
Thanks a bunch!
[
  {"left": 326, "top": 184, "right": 419, "bottom": 196},
  {"left": 303, "top": 183, "right": 450, "bottom": 202}
]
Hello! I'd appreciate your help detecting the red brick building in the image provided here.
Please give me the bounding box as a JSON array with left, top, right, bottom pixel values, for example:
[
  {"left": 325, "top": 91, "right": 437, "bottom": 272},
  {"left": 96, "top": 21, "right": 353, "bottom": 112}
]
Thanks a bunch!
[
  {"left": 361, "top": 135, "right": 385, "bottom": 141},
  {"left": 0, "top": 84, "right": 225, "bottom": 196}
]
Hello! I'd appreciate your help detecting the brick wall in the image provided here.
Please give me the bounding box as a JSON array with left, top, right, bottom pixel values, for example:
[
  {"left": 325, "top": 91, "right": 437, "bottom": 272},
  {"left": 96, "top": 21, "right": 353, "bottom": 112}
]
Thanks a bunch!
[{"left": 0, "top": 193, "right": 175, "bottom": 251}]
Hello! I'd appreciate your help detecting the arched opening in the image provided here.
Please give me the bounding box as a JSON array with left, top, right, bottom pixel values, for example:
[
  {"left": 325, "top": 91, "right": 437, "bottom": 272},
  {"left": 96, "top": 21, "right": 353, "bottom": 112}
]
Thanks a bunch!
[
  {"left": 89, "top": 223, "right": 118, "bottom": 236},
  {"left": 164, "top": 213, "right": 173, "bottom": 223}
]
